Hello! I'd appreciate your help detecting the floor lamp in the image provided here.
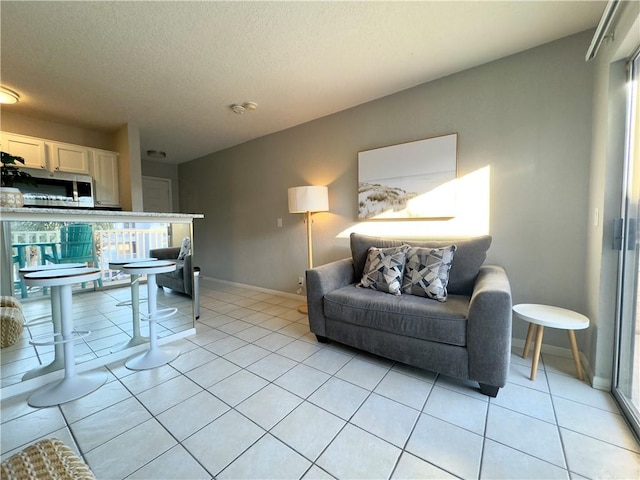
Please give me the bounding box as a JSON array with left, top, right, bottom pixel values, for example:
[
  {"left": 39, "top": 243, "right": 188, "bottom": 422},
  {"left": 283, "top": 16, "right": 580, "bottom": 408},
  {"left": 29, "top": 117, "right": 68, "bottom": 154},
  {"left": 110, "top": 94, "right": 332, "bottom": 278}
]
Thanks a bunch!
[{"left": 288, "top": 185, "right": 329, "bottom": 314}]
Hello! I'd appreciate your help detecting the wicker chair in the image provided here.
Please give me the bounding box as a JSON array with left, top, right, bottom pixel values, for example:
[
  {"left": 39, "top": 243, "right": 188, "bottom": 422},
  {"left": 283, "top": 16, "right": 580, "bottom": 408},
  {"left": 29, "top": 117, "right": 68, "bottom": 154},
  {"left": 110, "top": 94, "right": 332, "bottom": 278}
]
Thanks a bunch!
[
  {"left": 0, "top": 296, "right": 24, "bottom": 348},
  {"left": 1, "top": 438, "right": 96, "bottom": 480}
]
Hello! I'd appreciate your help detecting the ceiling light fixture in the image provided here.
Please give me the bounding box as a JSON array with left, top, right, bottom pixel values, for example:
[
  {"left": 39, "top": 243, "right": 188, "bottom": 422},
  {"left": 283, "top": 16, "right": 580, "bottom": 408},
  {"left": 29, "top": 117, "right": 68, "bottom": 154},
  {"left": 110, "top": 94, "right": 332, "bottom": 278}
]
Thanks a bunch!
[
  {"left": 230, "top": 101, "right": 258, "bottom": 114},
  {"left": 146, "top": 150, "right": 167, "bottom": 159},
  {"left": 0, "top": 86, "right": 20, "bottom": 104}
]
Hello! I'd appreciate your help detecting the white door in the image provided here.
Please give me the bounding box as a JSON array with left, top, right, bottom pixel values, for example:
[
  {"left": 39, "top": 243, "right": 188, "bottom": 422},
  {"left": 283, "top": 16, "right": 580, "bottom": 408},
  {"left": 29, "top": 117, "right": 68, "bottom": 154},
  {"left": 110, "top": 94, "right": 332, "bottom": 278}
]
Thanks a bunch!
[{"left": 142, "top": 176, "right": 172, "bottom": 213}]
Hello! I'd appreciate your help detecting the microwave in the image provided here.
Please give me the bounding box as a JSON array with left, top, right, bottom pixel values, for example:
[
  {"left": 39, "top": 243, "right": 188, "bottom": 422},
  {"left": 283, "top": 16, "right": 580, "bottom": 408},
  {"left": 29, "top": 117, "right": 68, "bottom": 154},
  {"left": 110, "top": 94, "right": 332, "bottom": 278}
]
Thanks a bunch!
[{"left": 14, "top": 169, "right": 95, "bottom": 208}]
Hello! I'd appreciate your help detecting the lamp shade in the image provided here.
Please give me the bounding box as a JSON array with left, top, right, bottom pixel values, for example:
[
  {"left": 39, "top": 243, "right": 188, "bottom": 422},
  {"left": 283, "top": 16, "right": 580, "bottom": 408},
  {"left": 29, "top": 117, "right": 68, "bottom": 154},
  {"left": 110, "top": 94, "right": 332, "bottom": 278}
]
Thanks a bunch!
[{"left": 288, "top": 186, "right": 329, "bottom": 213}]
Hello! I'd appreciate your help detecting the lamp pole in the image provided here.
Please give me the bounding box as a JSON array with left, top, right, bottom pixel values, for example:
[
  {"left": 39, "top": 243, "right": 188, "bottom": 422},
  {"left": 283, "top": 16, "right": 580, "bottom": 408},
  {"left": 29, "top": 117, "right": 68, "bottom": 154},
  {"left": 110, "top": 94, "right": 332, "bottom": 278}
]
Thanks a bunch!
[{"left": 306, "top": 211, "right": 314, "bottom": 269}]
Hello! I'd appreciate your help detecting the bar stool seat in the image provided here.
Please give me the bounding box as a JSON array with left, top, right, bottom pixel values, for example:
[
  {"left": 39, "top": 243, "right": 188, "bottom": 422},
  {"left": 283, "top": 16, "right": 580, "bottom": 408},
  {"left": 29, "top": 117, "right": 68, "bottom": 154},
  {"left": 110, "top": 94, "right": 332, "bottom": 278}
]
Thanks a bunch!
[
  {"left": 23, "top": 267, "right": 107, "bottom": 407},
  {"left": 123, "top": 260, "right": 180, "bottom": 370},
  {"left": 108, "top": 257, "right": 156, "bottom": 350},
  {"left": 19, "top": 263, "right": 87, "bottom": 381}
]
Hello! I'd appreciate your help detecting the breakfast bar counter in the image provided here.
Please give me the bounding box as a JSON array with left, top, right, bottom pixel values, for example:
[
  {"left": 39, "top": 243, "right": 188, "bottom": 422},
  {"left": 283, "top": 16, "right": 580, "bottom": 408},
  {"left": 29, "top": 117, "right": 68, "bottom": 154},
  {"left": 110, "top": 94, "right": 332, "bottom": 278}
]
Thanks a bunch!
[
  {"left": 0, "top": 207, "right": 204, "bottom": 400},
  {"left": 0, "top": 206, "right": 204, "bottom": 223}
]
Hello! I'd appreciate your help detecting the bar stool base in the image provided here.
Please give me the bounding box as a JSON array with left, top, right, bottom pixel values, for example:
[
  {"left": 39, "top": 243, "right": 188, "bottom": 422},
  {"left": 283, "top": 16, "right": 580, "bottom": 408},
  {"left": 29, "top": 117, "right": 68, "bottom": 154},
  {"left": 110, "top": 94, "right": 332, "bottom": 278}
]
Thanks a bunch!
[
  {"left": 28, "top": 372, "right": 108, "bottom": 408},
  {"left": 125, "top": 346, "right": 180, "bottom": 371},
  {"left": 22, "top": 358, "right": 65, "bottom": 381},
  {"left": 114, "top": 335, "right": 149, "bottom": 352}
]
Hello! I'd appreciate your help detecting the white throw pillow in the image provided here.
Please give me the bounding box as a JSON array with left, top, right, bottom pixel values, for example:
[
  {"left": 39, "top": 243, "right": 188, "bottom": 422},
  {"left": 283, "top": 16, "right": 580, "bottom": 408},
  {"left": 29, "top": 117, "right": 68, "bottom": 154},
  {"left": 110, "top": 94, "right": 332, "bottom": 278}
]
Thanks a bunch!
[{"left": 177, "top": 237, "right": 191, "bottom": 260}]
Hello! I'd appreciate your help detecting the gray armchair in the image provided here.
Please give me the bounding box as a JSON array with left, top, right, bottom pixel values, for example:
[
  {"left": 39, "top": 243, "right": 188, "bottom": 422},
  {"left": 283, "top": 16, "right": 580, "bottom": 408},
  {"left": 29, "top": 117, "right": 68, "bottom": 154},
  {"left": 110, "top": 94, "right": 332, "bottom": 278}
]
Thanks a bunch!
[{"left": 148, "top": 247, "right": 193, "bottom": 296}]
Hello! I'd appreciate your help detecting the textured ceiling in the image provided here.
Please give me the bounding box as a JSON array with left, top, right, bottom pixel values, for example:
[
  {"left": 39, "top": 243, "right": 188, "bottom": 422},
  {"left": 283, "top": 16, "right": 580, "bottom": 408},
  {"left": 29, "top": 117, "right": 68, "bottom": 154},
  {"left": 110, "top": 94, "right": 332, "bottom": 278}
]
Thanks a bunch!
[{"left": 0, "top": 1, "right": 604, "bottom": 164}]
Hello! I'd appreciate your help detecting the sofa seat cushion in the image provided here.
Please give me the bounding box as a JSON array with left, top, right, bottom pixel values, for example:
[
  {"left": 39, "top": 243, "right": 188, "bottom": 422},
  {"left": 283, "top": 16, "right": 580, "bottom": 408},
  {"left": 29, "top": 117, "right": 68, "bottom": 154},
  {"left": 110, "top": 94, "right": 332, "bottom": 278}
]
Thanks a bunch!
[
  {"left": 323, "top": 284, "right": 469, "bottom": 347},
  {"left": 162, "top": 259, "right": 184, "bottom": 280}
]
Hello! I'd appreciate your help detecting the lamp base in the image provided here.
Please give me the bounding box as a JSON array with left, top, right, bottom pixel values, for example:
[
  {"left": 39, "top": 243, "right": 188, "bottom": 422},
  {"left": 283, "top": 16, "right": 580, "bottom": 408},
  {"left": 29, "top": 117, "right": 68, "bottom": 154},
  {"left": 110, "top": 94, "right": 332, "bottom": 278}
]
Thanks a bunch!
[{"left": 298, "top": 302, "right": 308, "bottom": 315}]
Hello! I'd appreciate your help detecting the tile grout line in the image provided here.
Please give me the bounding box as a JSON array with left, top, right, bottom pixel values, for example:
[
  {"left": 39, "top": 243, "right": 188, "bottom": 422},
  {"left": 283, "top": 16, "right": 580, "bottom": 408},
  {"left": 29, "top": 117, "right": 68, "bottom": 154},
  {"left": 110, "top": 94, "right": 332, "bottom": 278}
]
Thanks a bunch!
[{"left": 541, "top": 355, "right": 573, "bottom": 477}]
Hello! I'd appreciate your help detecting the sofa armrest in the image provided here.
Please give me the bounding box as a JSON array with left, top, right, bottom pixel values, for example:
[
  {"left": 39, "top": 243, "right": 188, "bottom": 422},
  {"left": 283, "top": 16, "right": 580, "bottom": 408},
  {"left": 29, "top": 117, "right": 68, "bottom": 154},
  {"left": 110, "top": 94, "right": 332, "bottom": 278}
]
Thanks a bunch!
[
  {"left": 182, "top": 254, "right": 193, "bottom": 295},
  {"left": 306, "top": 258, "right": 355, "bottom": 337},
  {"left": 149, "top": 247, "right": 180, "bottom": 260},
  {"left": 466, "top": 265, "right": 512, "bottom": 387}
]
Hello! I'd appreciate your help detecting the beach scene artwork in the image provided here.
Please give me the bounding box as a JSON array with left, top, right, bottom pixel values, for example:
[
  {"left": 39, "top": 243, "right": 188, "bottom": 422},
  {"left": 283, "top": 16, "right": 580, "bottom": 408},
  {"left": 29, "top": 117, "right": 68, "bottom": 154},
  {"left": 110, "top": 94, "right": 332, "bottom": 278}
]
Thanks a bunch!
[{"left": 358, "top": 133, "right": 458, "bottom": 219}]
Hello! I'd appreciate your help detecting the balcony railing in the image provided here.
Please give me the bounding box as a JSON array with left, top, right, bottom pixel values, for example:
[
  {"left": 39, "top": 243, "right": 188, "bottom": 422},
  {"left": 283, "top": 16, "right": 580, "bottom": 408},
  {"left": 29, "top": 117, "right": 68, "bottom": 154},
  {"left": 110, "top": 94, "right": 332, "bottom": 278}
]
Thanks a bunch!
[
  {"left": 97, "top": 228, "right": 168, "bottom": 281},
  {"left": 11, "top": 227, "right": 169, "bottom": 290}
]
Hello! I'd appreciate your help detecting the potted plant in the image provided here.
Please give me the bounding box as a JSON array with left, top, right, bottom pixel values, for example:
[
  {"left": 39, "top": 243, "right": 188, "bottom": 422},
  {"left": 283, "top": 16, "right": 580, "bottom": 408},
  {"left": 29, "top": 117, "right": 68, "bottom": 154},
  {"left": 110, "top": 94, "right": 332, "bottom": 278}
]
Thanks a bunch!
[{"left": 1, "top": 151, "right": 34, "bottom": 207}]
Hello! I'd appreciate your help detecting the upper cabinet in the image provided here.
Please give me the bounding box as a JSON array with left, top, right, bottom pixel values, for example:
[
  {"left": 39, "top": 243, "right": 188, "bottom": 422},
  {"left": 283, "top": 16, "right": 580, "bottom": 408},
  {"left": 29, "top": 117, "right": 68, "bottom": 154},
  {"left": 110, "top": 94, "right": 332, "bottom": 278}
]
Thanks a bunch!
[
  {"left": 47, "top": 142, "right": 90, "bottom": 174},
  {"left": 90, "top": 149, "right": 120, "bottom": 207},
  {"left": 1, "top": 131, "right": 121, "bottom": 207},
  {"left": 0, "top": 132, "right": 47, "bottom": 170},
  {"left": 1, "top": 132, "right": 93, "bottom": 175}
]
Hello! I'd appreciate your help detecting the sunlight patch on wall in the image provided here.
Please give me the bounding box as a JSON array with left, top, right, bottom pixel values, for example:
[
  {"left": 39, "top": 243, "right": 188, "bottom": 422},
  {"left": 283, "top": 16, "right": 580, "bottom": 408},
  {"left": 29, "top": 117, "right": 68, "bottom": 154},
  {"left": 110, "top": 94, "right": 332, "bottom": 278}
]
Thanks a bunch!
[{"left": 338, "top": 166, "right": 490, "bottom": 238}]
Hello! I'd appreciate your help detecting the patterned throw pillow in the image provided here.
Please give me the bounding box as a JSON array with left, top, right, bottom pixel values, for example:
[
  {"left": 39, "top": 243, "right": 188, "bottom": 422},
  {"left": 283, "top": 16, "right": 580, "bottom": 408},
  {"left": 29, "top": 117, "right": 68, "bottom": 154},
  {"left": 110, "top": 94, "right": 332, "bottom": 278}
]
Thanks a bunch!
[
  {"left": 359, "top": 245, "right": 410, "bottom": 296},
  {"left": 177, "top": 237, "right": 191, "bottom": 260},
  {"left": 402, "top": 245, "right": 457, "bottom": 302}
]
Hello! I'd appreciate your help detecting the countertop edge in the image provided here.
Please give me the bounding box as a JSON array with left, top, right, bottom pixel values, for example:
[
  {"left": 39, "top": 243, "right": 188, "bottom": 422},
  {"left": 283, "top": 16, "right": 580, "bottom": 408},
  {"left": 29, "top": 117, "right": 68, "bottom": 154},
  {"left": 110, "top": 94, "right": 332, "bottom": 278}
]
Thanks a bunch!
[{"left": 0, "top": 207, "right": 205, "bottom": 222}]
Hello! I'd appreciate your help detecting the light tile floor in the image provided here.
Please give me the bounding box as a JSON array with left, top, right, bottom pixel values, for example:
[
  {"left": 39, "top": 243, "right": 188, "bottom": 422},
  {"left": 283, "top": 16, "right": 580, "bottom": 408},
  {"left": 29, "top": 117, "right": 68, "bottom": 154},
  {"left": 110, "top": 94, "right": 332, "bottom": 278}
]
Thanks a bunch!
[{"left": 2, "top": 279, "right": 640, "bottom": 479}]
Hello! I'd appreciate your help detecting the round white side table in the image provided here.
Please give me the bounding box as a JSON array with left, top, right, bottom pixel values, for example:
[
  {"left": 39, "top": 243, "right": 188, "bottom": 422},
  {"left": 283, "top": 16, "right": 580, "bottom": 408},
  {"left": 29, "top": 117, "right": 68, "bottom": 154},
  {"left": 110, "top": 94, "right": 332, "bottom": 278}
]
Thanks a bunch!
[{"left": 513, "top": 303, "right": 589, "bottom": 381}]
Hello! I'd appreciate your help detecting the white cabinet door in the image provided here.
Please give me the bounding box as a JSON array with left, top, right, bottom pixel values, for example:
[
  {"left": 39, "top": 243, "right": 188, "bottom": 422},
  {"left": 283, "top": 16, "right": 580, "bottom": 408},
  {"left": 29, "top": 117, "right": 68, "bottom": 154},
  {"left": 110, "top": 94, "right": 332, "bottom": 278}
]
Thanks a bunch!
[
  {"left": 48, "top": 142, "right": 90, "bottom": 174},
  {"left": 0, "top": 132, "right": 47, "bottom": 170},
  {"left": 90, "top": 149, "right": 120, "bottom": 207}
]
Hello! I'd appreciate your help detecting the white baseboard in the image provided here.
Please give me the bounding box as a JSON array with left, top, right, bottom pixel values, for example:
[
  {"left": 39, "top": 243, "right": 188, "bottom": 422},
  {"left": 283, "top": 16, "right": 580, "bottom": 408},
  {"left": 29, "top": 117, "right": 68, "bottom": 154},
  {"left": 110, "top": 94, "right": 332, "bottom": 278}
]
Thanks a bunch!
[
  {"left": 200, "top": 276, "right": 306, "bottom": 302},
  {"left": 510, "top": 337, "right": 610, "bottom": 391},
  {"left": 592, "top": 376, "right": 612, "bottom": 391}
]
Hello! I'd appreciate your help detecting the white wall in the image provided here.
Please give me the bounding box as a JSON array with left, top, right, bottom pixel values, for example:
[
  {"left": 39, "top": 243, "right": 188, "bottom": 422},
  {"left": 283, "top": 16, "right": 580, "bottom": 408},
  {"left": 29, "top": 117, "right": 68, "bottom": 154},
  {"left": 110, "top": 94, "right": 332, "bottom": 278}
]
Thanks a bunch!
[{"left": 180, "top": 31, "right": 594, "bottom": 352}]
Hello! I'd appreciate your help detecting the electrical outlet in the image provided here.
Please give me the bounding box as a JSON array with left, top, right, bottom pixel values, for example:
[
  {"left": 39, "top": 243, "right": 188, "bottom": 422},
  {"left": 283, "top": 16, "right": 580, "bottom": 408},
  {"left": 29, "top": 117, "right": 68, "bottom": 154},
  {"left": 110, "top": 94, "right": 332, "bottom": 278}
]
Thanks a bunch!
[{"left": 298, "top": 276, "right": 304, "bottom": 286}]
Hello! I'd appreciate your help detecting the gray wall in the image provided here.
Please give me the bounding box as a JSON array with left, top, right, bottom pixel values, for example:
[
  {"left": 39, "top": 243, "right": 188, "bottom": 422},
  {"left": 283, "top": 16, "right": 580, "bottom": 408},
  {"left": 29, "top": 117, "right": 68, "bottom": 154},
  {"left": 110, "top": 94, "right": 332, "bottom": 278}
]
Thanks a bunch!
[{"left": 180, "top": 31, "right": 594, "bottom": 349}]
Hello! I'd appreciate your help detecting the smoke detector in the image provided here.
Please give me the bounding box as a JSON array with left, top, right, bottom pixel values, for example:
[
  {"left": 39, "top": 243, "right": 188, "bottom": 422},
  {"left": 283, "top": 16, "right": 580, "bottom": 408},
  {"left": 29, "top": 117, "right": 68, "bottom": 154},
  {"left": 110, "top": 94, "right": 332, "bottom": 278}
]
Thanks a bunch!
[{"left": 230, "top": 102, "right": 258, "bottom": 114}]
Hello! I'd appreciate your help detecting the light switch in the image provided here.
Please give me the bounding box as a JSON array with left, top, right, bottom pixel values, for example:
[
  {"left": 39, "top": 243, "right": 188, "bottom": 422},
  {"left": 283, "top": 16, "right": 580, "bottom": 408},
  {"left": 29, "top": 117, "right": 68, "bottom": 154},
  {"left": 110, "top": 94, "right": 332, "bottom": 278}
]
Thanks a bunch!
[{"left": 277, "top": 218, "right": 283, "bottom": 228}]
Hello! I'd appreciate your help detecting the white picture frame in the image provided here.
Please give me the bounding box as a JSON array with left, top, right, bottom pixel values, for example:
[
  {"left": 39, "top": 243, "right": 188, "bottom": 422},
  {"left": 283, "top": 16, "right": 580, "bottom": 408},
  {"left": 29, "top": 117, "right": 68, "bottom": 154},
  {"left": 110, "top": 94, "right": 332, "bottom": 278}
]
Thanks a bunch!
[{"left": 358, "top": 133, "right": 458, "bottom": 219}]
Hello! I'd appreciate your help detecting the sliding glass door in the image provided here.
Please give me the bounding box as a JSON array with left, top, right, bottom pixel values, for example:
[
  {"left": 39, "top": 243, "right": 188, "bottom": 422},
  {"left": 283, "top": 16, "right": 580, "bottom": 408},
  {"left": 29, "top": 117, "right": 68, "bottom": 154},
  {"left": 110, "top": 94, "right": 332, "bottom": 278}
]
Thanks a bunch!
[{"left": 614, "top": 48, "right": 640, "bottom": 439}]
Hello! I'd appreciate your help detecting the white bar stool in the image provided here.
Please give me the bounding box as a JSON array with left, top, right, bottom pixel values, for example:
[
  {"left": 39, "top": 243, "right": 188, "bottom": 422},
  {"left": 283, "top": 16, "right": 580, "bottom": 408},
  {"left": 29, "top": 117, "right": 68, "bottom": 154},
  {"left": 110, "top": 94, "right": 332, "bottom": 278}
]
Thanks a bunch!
[
  {"left": 123, "top": 260, "right": 180, "bottom": 370},
  {"left": 23, "top": 267, "right": 108, "bottom": 407},
  {"left": 108, "top": 257, "right": 156, "bottom": 350},
  {"left": 19, "top": 263, "right": 87, "bottom": 381}
]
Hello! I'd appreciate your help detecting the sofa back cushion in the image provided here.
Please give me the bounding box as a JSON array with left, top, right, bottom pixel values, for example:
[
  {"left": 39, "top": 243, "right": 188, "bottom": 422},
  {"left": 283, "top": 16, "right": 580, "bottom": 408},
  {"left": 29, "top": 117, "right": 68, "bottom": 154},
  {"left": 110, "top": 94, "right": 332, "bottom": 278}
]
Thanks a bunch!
[{"left": 350, "top": 233, "right": 492, "bottom": 296}]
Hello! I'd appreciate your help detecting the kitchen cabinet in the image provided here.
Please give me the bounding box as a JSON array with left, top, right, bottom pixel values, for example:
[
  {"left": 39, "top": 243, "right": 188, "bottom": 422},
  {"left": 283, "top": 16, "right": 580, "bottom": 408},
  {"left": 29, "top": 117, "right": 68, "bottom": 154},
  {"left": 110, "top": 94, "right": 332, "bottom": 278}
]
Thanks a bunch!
[
  {"left": 1, "top": 131, "right": 121, "bottom": 205},
  {"left": 47, "top": 142, "right": 90, "bottom": 174},
  {"left": 0, "top": 132, "right": 47, "bottom": 170},
  {"left": 90, "top": 149, "right": 120, "bottom": 207}
]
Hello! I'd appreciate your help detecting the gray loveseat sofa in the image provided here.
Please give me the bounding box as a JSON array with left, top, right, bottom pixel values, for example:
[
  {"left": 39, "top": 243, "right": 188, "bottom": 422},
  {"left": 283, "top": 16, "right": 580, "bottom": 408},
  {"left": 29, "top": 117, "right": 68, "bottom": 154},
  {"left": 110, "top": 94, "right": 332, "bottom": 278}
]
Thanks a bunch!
[
  {"left": 148, "top": 247, "right": 194, "bottom": 296},
  {"left": 306, "top": 233, "right": 512, "bottom": 397}
]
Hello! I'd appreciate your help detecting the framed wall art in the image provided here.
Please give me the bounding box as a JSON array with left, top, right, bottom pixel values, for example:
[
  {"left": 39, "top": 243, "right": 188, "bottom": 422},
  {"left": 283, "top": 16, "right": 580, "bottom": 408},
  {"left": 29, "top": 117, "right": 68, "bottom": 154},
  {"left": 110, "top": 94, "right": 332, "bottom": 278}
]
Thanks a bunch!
[{"left": 358, "top": 133, "right": 458, "bottom": 220}]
